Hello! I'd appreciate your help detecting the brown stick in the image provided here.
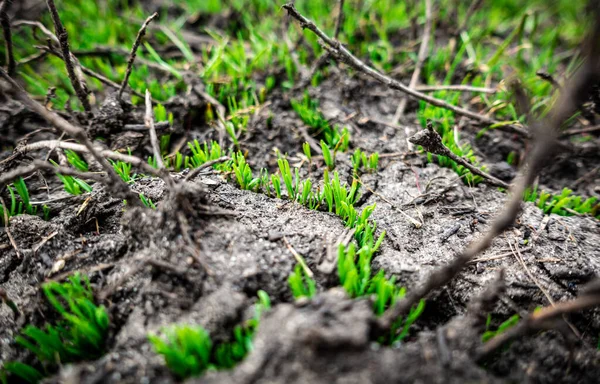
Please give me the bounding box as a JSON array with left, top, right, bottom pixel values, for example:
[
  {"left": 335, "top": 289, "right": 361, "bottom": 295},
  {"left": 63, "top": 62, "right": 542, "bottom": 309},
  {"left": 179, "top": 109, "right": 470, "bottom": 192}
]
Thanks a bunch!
[
  {"left": 0, "top": 67, "right": 143, "bottom": 206},
  {"left": 393, "top": 0, "right": 433, "bottom": 123},
  {"left": 14, "top": 140, "right": 164, "bottom": 180},
  {"left": 415, "top": 84, "right": 496, "bottom": 94},
  {"left": 45, "top": 0, "right": 92, "bottom": 116},
  {"left": 0, "top": 0, "right": 15, "bottom": 76},
  {"left": 282, "top": 3, "right": 530, "bottom": 138},
  {"left": 477, "top": 289, "right": 600, "bottom": 359},
  {"left": 118, "top": 12, "right": 158, "bottom": 100},
  {"left": 408, "top": 120, "right": 509, "bottom": 188},
  {"left": 0, "top": 159, "right": 107, "bottom": 188}
]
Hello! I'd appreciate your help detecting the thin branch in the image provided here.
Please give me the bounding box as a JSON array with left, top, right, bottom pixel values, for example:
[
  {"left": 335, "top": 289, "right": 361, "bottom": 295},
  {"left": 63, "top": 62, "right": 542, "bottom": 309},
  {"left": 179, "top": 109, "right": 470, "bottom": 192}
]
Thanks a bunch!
[
  {"left": 0, "top": 159, "right": 107, "bottom": 188},
  {"left": 0, "top": 67, "right": 143, "bottom": 206},
  {"left": 477, "top": 288, "right": 600, "bottom": 359},
  {"left": 333, "top": 0, "right": 345, "bottom": 39},
  {"left": 393, "top": 0, "right": 433, "bottom": 123},
  {"left": 45, "top": 0, "right": 92, "bottom": 116},
  {"left": 145, "top": 89, "right": 164, "bottom": 169},
  {"left": 0, "top": 0, "right": 15, "bottom": 75},
  {"left": 560, "top": 124, "right": 600, "bottom": 137},
  {"left": 124, "top": 121, "right": 170, "bottom": 132},
  {"left": 415, "top": 84, "right": 496, "bottom": 94},
  {"left": 36, "top": 44, "right": 148, "bottom": 100},
  {"left": 408, "top": 121, "right": 509, "bottom": 188},
  {"left": 282, "top": 3, "right": 530, "bottom": 138},
  {"left": 14, "top": 140, "right": 163, "bottom": 179},
  {"left": 118, "top": 12, "right": 158, "bottom": 100}
]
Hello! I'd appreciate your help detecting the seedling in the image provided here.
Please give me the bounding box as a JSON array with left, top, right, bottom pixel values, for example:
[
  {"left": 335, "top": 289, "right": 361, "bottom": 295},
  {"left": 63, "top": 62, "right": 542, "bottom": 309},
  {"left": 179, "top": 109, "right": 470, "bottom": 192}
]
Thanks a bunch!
[
  {"left": 482, "top": 314, "right": 520, "bottom": 342},
  {"left": 1, "top": 274, "right": 108, "bottom": 383},
  {"left": 271, "top": 174, "right": 282, "bottom": 199},
  {"left": 109, "top": 150, "right": 136, "bottom": 183},
  {"left": 277, "top": 156, "right": 299, "bottom": 200},
  {"left": 302, "top": 142, "right": 312, "bottom": 164},
  {"left": 139, "top": 193, "right": 157, "bottom": 209},
  {"left": 186, "top": 140, "right": 228, "bottom": 170},
  {"left": 49, "top": 160, "right": 93, "bottom": 196},
  {"left": 149, "top": 291, "right": 270, "bottom": 379},
  {"left": 65, "top": 150, "right": 88, "bottom": 172},
  {"left": 232, "top": 152, "right": 260, "bottom": 190},
  {"left": 291, "top": 94, "right": 349, "bottom": 150},
  {"left": 288, "top": 263, "right": 316, "bottom": 299},
  {"left": 321, "top": 140, "right": 335, "bottom": 170}
]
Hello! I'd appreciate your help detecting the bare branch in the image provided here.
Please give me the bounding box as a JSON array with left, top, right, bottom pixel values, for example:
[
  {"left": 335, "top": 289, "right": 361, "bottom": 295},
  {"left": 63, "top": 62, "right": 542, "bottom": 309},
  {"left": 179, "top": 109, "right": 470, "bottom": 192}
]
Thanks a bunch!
[
  {"left": 0, "top": 67, "right": 142, "bottom": 206},
  {"left": 0, "top": 159, "right": 107, "bottom": 188},
  {"left": 282, "top": 3, "right": 530, "bottom": 138},
  {"left": 476, "top": 287, "right": 600, "bottom": 359},
  {"left": 14, "top": 140, "right": 163, "bottom": 179},
  {"left": 408, "top": 120, "right": 509, "bottom": 188},
  {"left": 333, "top": 0, "right": 345, "bottom": 40},
  {"left": 45, "top": 0, "right": 92, "bottom": 116},
  {"left": 0, "top": 0, "right": 15, "bottom": 75},
  {"left": 118, "top": 12, "right": 158, "bottom": 100},
  {"left": 415, "top": 84, "right": 496, "bottom": 94}
]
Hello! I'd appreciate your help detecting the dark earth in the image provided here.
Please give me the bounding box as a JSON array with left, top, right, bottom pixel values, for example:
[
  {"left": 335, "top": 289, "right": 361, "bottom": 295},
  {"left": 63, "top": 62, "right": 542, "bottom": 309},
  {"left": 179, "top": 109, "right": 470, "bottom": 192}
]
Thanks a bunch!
[{"left": 1, "top": 1, "right": 600, "bottom": 383}]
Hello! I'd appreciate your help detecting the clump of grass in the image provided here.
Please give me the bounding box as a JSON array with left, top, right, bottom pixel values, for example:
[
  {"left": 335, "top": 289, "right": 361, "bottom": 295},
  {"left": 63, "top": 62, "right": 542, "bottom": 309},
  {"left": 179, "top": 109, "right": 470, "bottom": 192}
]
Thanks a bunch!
[
  {"left": 482, "top": 314, "right": 520, "bottom": 343},
  {"left": 109, "top": 149, "right": 136, "bottom": 183},
  {"left": 233, "top": 151, "right": 260, "bottom": 190},
  {"left": 185, "top": 140, "right": 230, "bottom": 171},
  {"left": 139, "top": 193, "right": 157, "bottom": 209},
  {"left": 337, "top": 242, "right": 425, "bottom": 344},
  {"left": 277, "top": 155, "right": 299, "bottom": 200},
  {"left": 1, "top": 274, "right": 108, "bottom": 383},
  {"left": 321, "top": 140, "right": 335, "bottom": 170},
  {"left": 524, "top": 186, "right": 599, "bottom": 218},
  {"left": 351, "top": 149, "right": 379, "bottom": 174},
  {"left": 291, "top": 93, "right": 349, "bottom": 151},
  {"left": 49, "top": 160, "right": 93, "bottom": 196},
  {"left": 0, "top": 177, "right": 45, "bottom": 225},
  {"left": 65, "top": 150, "right": 88, "bottom": 172},
  {"left": 288, "top": 262, "right": 316, "bottom": 300},
  {"left": 149, "top": 291, "right": 271, "bottom": 380}
]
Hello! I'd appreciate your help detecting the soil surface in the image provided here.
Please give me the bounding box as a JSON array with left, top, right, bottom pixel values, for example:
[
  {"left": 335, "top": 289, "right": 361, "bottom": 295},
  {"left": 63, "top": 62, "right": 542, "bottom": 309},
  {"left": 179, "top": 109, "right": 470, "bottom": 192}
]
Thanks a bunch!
[{"left": 1, "top": 1, "right": 600, "bottom": 384}]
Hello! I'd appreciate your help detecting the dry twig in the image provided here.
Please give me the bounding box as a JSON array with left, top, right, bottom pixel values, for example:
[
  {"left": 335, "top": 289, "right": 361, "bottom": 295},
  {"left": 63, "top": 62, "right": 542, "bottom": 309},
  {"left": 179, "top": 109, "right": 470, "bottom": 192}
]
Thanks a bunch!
[
  {"left": 282, "top": 3, "right": 530, "bottom": 138},
  {"left": 118, "top": 12, "right": 158, "bottom": 100},
  {"left": 477, "top": 281, "right": 600, "bottom": 359},
  {"left": 408, "top": 120, "right": 509, "bottom": 188},
  {"left": 45, "top": 0, "right": 92, "bottom": 116},
  {"left": 0, "top": 67, "right": 143, "bottom": 206}
]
